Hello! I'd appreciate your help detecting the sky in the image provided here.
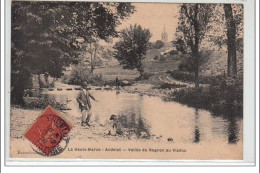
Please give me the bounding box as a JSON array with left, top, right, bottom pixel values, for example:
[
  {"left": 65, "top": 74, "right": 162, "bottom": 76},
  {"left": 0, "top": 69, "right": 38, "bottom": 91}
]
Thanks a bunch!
[{"left": 116, "top": 3, "right": 180, "bottom": 42}]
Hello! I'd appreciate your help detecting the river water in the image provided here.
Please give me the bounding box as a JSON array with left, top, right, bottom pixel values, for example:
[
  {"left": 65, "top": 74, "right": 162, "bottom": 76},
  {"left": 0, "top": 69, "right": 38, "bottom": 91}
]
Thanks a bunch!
[{"left": 36, "top": 85, "right": 242, "bottom": 146}]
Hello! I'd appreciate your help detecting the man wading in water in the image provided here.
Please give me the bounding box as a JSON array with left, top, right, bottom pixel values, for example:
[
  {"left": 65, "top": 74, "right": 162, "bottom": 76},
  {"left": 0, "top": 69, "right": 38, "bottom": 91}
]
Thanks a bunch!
[{"left": 76, "top": 82, "right": 97, "bottom": 127}]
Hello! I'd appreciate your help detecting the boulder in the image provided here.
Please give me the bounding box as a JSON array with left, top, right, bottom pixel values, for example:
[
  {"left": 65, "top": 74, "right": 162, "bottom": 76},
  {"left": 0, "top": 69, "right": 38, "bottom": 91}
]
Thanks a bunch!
[{"left": 121, "top": 80, "right": 130, "bottom": 86}]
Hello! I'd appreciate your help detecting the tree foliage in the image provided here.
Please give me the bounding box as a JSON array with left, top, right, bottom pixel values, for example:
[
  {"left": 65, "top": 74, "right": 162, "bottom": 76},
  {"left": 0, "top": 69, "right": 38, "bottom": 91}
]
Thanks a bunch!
[
  {"left": 174, "top": 4, "right": 243, "bottom": 79},
  {"left": 84, "top": 39, "right": 104, "bottom": 73},
  {"left": 174, "top": 4, "right": 214, "bottom": 86},
  {"left": 113, "top": 24, "right": 152, "bottom": 78},
  {"left": 11, "top": 1, "right": 135, "bottom": 104},
  {"left": 154, "top": 40, "right": 164, "bottom": 49},
  {"left": 206, "top": 4, "right": 243, "bottom": 54},
  {"left": 172, "top": 38, "right": 187, "bottom": 54}
]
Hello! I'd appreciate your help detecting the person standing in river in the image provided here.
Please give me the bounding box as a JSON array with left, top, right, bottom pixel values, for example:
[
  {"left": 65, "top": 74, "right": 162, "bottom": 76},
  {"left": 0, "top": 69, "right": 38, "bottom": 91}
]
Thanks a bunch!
[
  {"left": 76, "top": 82, "right": 97, "bottom": 127},
  {"left": 115, "top": 76, "right": 120, "bottom": 90}
]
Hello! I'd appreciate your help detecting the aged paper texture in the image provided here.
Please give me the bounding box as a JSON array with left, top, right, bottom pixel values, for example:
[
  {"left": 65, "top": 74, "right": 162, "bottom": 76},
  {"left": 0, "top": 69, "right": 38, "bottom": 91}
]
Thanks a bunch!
[{"left": 10, "top": 1, "right": 243, "bottom": 160}]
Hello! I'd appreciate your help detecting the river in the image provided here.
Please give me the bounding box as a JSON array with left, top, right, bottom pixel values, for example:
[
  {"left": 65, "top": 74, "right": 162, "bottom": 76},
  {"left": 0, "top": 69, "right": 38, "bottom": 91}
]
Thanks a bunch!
[{"left": 37, "top": 83, "right": 243, "bottom": 146}]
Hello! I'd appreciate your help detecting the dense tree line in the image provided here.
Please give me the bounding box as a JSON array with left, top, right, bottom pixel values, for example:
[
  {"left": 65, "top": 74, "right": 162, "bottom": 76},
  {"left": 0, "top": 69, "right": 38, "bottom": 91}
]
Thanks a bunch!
[
  {"left": 11, "top": 1, "right": 135, "bottom": 105},
  {"left": 174, "top": 4, "right": 243, "bottom": 85}
]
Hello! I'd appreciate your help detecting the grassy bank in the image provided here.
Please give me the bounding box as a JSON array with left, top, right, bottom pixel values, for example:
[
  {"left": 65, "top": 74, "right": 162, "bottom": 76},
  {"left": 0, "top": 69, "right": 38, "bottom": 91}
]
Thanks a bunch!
[
  {"left": 62, "top": 58, "right": 181, "bottom": 87},
  {"left": 170, "top": 77, "right": 243, "bottom": 116}
]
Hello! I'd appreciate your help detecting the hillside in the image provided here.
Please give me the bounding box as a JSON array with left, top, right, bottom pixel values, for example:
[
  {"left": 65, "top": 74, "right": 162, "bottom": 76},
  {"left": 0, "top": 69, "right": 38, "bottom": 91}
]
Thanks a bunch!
[{"left": 200, "top": 50, "right": 243, "bottom": 77}]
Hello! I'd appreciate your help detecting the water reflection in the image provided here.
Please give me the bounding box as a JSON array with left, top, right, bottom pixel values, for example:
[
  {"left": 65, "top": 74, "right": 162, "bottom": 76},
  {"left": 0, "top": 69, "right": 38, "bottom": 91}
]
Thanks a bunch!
[
  {"left": 193, "top": 108, "right": 200, "bottom": 143},
  {"left": 211, "top": 110, "right": 241, "bottom": 144},
  {"left": 116, "top": 113, "right": 151, "bottom": 138},
  {"left": 227, "top": 115, "right": 239, "bottom": 144}
]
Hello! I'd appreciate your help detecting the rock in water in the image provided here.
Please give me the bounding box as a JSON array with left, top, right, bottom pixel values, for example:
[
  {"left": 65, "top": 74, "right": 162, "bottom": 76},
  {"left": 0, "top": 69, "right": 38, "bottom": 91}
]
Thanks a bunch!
[
  {"left": 167, "top": 137, "right": 173, "bottom": 142},
  {"left": 75, "top": 87, "right": 82, "bottom": 90}
]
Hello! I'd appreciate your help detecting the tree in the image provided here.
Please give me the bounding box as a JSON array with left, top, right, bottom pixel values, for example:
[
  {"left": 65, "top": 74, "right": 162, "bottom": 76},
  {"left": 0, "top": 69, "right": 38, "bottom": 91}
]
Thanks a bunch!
[
  {"left": 223, "top": 4, "right": 237, "bottom": 77},
  {"left": 113, "top": 24, "right": 152, "bottom": 78},
  {"left": 11, "top": 1, "right": 135, "bottom": 105},
  {"left": 154, "top": 40, "right": 164, "bottom": 49},
  {"left": 174, "top": 4, "right": 213, "bottom": 86},
  {"left": 86, "top": 39, "right": 103, "bottom": 73},
  {"left": 172, "top": 38, "right": 187, "bottom": 54},
  {"left": 206, "top": 4, "right": 243, "bottom": 78}
]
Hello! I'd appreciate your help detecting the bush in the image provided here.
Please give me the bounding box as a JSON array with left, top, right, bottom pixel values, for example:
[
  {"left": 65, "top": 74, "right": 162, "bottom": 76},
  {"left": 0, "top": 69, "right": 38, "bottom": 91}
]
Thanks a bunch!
[
  {"left": 178, "top": 55, "right": 194, "bottom": 72},
  {"left": 178, "top": 51, "right": 211, "bottom": 72},
  {"left": 154, "top": 40, "right": 164, "bottom": 49},
  {"left": 173, "top": 38, "right": 187, "bottom": 54},
  {"left": 24, "top": 97, "right": 67, "bottom": 110},
  {"left": 168, "top": 70, "right": 227, "bottom": 84},
  {"left": 159, "top": 83, "right": 186, "bottom": 89},
  {"left": 61, "top": 73, "right": 70, "bottom": 84},
  {"left": 171, "top": 77, "right": 243, "bottom": 116},
  {"left": 153, "top": 55, "right": 159, "bottom": 61},
  {"left": 168, "top": 70, "right": 194, "bottom": 83},
  {"left": 135, "top": 73, "right": 153, "bottom": 81},
  {"left": 68, "top": 65, "right": 104, "bottom": 86}
]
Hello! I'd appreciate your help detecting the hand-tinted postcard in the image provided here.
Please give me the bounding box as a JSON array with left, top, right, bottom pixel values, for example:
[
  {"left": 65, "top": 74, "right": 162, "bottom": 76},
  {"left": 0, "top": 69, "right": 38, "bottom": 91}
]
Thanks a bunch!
[{"left": 10, "top": 1, "right": 243, "bottom": 160}]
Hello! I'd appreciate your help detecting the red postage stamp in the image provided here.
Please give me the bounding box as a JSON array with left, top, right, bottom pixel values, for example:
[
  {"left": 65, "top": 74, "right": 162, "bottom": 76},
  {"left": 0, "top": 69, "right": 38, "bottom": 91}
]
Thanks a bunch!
[{"left": 24, "top": 106, "right": 72, "bottom": 156}]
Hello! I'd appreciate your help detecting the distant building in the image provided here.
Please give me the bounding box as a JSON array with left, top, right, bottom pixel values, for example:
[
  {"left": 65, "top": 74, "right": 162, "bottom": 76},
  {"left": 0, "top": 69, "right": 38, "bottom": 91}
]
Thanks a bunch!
[{"left": 161, "top": 25, "right": 168, "bottom": 43}]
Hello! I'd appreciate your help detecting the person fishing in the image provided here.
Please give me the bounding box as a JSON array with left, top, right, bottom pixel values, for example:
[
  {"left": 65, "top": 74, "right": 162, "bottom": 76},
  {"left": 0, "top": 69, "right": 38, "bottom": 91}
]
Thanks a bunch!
[{"left": 76, "top": 82, "right": 97, "bottom": 127}]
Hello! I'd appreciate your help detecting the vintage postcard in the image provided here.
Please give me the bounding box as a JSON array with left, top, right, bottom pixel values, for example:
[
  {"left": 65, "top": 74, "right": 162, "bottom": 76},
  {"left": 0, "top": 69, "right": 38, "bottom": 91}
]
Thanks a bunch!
[{"left": 8, "top": 0, "right": 245, "bottom": 161}]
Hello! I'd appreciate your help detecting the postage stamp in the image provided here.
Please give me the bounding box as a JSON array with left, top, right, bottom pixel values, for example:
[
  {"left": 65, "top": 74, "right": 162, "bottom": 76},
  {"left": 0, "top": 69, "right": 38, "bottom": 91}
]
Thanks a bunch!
[{"left": 24, "top": 106, "right": 72, "bottom": 156}]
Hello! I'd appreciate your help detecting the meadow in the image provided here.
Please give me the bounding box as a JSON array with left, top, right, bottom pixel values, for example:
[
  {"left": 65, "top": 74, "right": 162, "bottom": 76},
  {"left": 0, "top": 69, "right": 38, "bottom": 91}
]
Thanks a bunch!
[{"left": 93, "top": 57, "right": 181, "bottom": 83}]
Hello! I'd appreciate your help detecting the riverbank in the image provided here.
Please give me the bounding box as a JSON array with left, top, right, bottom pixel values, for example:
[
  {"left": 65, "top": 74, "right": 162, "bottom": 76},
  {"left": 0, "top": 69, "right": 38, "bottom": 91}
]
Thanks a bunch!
[
  {"left": 122, "top": 83, "right": 173, "bottom": 98},
  {"left": 119, "top": 73, "right": 193, "bottom": 99},
  {"left": 120, "top": 75, "right": 243, "bottom": 117},
  {"left": 10, "top": 106, "right": 138, "bottom": 142},
  {"left": 10, "top": 106, "right": 162, "bottom": 142}
]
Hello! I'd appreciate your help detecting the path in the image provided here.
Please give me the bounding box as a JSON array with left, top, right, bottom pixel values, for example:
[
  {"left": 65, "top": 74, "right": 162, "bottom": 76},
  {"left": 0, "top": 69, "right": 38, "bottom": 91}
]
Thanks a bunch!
[{"left": 158, "top": 74, "right": 210, "bottom": 88}]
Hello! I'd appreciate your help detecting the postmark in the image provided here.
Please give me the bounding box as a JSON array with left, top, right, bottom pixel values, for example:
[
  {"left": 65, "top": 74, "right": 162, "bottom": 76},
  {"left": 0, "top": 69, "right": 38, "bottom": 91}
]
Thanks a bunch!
[{"left": 24, "top": 106, "right": 72, "bottom": 156}]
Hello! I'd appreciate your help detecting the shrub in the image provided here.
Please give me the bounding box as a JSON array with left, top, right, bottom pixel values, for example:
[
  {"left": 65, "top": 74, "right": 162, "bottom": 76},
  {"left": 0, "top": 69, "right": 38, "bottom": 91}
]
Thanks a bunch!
[
  {"left": 135, "top": 73, "right": 153, "bottom": 80},
  {"left": 159, "top": 83, "right": 186, "bottom": 89},
  {"left": 168, "top": 70, "right": 194, "bottom": 83},
  {"left": 178, "top": 55, "right": 194, "bottom": 72},
  {"left": 68, "top": 65, "right": 104, "bottom": 86},
  {"left": 154, "top": 40, "right": 164, "bottom": 49},
  {"left": 178, "top": 51, "right": 210, "bottom": 72},
  {"left": 169, "top": 50, "right": 179, "bottom": 55},
  {"left": 173, "top": 38, "right": 187, "bottom": 54},
  {"left": 24, "top": 97, "right": 67, "bottom": 110},
  {"left": 153, "top": 55, "right": 159, "bottom": 61},
  {"left": 61, "top": 73, "right": 70, "bottom": 84},
  {"left": 168, "top": 70, "right": 226, "bottom": 84},
  {"left": 171, "top": 77, "right": 243, "bottom": 116}
]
